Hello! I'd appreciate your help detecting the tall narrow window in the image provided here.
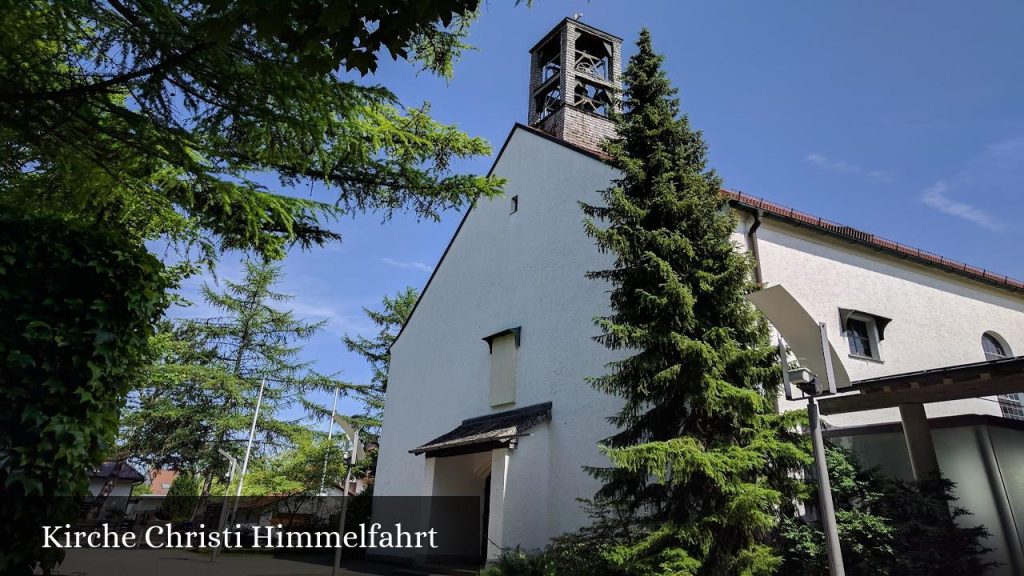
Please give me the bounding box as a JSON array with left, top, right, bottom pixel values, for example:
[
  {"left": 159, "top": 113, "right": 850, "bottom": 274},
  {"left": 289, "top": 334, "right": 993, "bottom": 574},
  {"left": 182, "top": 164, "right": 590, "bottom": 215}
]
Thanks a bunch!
[{"left": 511, "top": 195, "right": 518, "bottom": 214}]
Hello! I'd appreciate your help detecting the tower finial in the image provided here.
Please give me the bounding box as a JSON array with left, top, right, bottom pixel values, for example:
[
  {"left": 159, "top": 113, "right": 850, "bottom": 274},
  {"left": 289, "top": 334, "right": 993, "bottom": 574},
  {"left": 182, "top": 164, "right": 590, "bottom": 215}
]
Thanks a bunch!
[{"left": 572, "top": 12, "right": 583, "bottom": 20}]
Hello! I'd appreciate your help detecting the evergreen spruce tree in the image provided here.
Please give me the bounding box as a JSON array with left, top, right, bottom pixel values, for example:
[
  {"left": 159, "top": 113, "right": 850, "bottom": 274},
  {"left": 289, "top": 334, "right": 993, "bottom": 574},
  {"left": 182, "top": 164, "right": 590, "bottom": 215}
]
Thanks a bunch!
[{"left": 582, "top": 29, "right": 807, "bottom": 575}]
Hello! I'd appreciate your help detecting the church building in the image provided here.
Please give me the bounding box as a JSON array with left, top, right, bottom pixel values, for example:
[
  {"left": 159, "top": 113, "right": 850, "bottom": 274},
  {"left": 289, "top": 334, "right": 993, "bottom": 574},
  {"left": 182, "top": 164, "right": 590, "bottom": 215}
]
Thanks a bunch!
[{"left": 373, "top": 18, "right": 1024, "bottom": 573}]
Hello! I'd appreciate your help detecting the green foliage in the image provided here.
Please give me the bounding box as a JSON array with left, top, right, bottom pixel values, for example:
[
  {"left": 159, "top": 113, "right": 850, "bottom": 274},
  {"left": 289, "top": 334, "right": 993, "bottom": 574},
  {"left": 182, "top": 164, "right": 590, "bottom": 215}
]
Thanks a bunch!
[
  {"left": 481, "top": 547, "right": 550, "bottom": 576},
  {"left": 0, "top": 0, "right": 503, "bottom": 266},
  {"left": 0, "top": 215, "right": 168, "bottom": 575},
  {"left": 342, "top": 287, "right": 418, "bottom": 480},
  {"left": 158, "top": 471, "right": 201, "bottom": 521},
  {"left": 580, "top": 29, "right": 809, "bottom": 575},
  {"left": 1, "top": 2, "right": 503, "bottom": 571},
  {"left": 780, "top": 446, "right": 994, "bottom": 576},
  {"left": 229, "top": 429, "right": 344, "bottom": 497},
  {"left": 481, "top": 502, "right": 631, "bottom": 576},
  {"left": 119, "top": 261, "right": 353, "bottom": 492},
  {"left": 540, "top": 500, "right": 633, "bottom": 576}
]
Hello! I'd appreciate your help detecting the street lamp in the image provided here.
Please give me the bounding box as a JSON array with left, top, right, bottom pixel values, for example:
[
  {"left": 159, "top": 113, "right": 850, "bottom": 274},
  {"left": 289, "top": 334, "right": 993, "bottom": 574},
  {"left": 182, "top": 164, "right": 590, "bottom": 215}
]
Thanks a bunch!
[
  {"left": 330, "top": 414, "right": 364, "bottom": 576},
  {"left": 211, "top": 449, "right": 238, "bottom": 563},
  {"left": 779, "top": 325, "right": 845, "bottom": 576},
  {"left": 319, "top": 387, "right": 341, "bottom": 496},
  {"left": 749, "top": 284, "right": 848, "bottom": 576}
]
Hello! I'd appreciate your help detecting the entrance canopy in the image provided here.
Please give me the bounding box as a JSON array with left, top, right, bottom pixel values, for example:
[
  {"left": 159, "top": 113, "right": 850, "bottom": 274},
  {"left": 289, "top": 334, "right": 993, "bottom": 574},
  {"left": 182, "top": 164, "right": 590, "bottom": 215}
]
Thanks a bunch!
[
  {"left": 411, "top": 402, "right": 552, "bottom": 458},
  {"left": 819, "top": 356, "right": 1024, "bottom": 415}
]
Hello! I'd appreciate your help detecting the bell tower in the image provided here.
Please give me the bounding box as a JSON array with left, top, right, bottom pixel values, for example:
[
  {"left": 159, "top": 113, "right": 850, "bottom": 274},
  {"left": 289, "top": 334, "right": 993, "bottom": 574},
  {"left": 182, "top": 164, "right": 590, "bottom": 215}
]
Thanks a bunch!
[{"left": 528, "top": 17, "right": 622, "bottom": 154}]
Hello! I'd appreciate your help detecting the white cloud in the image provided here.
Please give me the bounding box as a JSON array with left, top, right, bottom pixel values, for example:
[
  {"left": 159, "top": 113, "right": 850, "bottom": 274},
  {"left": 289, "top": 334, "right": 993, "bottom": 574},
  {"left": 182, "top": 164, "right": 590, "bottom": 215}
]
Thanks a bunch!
[
  {"left": 805, "top": 152, "right": 861, "bottom": 174},
  {"left": 866, "top": 170, "right": 896, "bottom": 184},
  {"left": 920, "top": 181, "right": 1005, "bottom": 232},
  {"left": 378, "top": 257, "right": 432, "bottom": 272},
  {"left": 805, "top": 152, "right": 895, "bottom": 184},
  {"left": 917, "top": 134, "right": 1024, "bottom": 233}
]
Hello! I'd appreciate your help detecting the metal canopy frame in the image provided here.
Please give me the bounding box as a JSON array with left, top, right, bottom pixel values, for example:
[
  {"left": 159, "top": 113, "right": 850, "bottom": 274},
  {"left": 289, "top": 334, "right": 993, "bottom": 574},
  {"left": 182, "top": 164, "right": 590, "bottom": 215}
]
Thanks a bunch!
[{"left": 819, "top": 356, "right": 1024, "bottom": 415}]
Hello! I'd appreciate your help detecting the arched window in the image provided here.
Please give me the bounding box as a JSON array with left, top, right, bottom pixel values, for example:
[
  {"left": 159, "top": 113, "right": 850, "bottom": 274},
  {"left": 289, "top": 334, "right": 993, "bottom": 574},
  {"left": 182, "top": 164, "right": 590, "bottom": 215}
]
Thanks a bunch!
[
  {"left": 984, "top": 332, "right": 1021, "bottom": 419},
  {"left": 983, "top": 333, "right": 1009, "bottom": 361}
]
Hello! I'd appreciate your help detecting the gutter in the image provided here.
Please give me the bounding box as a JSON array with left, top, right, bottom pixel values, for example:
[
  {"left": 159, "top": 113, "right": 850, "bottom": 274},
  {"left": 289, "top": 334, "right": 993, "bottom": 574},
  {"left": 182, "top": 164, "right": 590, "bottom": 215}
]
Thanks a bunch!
[{"left": 746, "top": 208, "right": 764, "bottom": 288}]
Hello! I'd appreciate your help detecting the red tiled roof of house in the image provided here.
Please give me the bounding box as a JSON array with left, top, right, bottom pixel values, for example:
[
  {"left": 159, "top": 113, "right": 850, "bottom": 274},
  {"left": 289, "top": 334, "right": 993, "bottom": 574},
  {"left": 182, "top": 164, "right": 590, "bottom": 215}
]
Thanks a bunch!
[{"left": 724, "top": 189, "right": 1024, "bottom": 293}]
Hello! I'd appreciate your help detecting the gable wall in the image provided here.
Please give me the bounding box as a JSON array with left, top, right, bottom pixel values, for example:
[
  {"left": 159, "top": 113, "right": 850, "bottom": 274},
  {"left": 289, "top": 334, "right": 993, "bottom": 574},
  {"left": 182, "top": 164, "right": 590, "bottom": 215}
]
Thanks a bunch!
[{"left": 375, "top": 129, "right": 624, "bottom": 547}]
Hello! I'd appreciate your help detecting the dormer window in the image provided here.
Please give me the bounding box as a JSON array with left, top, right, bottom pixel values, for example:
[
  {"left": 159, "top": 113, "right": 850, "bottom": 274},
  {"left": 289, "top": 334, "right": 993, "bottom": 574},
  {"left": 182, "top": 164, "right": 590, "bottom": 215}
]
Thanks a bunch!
[{"left": 840, "top": 309, "right": 890, "bottom": 362}]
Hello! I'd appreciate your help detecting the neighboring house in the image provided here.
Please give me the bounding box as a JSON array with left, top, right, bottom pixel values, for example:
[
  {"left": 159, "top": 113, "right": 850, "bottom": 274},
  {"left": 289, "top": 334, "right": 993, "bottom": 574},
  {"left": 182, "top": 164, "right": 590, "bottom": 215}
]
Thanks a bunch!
[
  {"left": 146, "top": 468, "right": 178, "bottom": 496},
  {"left": 374, "top": 18, "right": 1024, "bottom": 572},
  {"left": 87, "top": 461, "right": 145, "bottom": 498}
]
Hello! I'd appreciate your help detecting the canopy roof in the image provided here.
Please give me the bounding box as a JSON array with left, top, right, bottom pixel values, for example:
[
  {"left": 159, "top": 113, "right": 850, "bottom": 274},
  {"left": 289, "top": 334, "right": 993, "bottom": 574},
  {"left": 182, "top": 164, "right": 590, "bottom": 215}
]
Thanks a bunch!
[
  {"left": 411, "top": 402, "right": 552, "bottom": 458},
  {"left": 819, "top": 356, "right": 1024, "bottom": 415}
]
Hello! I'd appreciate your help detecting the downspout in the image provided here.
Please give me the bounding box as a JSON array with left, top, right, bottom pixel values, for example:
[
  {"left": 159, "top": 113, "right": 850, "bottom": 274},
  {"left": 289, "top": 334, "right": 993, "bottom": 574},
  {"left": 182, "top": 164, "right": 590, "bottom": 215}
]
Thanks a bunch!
[
  {"left": 745, "top": 208, "right": 775, "bottom": 412},
  {"left": 746, "top": 208, "right": 765, "bottom": 288}
]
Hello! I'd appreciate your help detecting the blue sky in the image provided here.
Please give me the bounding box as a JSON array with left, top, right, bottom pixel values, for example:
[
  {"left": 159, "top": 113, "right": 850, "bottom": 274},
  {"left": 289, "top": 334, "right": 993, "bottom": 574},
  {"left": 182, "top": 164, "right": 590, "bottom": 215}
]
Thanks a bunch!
[{"left": 172, "top": 1, "right": 1024, "bottom": 427}]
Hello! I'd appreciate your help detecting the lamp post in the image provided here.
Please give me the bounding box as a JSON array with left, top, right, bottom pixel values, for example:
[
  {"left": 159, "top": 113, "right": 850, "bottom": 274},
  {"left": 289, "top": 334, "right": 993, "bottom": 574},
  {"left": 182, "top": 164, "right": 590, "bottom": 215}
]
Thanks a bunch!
[
  {"left": 319, "top": 388, "right": 341, "bottom": 495},
  {"left": 330, "top": 416, "right": 362, "bottom": 576},
  {"left": 211, "top": 449, "right": 238, "bottom": 563},
  {"left": 780, "top": 326, "right": 845, "bottom": 576},
  {"left": 749, "top": 286, "right": 847, "bottom": 575}
]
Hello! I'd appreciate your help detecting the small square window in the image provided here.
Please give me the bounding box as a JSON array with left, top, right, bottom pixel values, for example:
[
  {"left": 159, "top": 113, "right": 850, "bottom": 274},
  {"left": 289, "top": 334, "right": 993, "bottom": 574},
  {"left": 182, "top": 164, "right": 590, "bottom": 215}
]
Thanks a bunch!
[
  {"left": 844, "top": 314, "right": 881, "bottom": 361},
  {"left": 511, "top": 195, "right": 519, "bottom": 214}
]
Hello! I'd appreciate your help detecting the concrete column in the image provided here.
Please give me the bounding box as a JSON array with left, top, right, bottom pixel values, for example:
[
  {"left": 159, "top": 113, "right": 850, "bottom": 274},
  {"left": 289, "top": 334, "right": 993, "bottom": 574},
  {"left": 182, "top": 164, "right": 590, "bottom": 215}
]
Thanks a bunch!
[
  {"left": 899, "top": 403, "right": 939, "bottom": 479},
  {"left": 486, "top": 448, "right": 510, "bottom": 562}
]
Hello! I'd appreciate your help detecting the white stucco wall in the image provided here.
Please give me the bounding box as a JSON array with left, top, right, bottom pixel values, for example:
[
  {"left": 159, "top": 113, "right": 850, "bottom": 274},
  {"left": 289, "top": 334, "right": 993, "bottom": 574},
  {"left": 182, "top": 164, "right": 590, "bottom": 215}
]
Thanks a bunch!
[
  {"left": 376, "top": 125, "right": 1024, "bottom": 552},
  {"left": 375, "top": 128, "right": 623, "bottom": 549}
]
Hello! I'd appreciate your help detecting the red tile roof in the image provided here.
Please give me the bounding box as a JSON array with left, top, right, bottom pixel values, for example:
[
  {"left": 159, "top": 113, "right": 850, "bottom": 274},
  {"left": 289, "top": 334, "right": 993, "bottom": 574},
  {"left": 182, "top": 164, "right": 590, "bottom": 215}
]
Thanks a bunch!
[
  {"left": 516, "top": 124, "right": 1024, "bottom": 294},
  {"left": 724, "top": 189, "right": 1024, "bottom": 293}
]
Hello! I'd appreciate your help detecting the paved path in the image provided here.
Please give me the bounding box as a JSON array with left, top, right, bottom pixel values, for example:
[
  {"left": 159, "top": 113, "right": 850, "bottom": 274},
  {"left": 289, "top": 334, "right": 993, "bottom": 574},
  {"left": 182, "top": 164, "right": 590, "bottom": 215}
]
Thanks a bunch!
[{"left": 55, "top": 548, "right": 395, "bottom": 576}]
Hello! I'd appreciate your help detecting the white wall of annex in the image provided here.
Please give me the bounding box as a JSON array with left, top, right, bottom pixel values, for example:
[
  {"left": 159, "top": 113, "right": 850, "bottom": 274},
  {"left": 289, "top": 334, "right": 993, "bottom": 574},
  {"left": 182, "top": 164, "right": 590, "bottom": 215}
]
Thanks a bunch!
[{"left": 748, "top": 217, "right": 1024, "bottom": 426}]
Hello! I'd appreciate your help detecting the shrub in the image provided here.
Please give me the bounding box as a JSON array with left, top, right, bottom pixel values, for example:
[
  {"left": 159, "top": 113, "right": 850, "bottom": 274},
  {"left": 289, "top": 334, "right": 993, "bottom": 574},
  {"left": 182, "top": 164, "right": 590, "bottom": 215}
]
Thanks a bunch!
[
  {"left": 779, "top": 446, "right": 994, "bottom": 576},
  {"left": 0, "top": 215, "right": 168, "bottom": 574}
]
